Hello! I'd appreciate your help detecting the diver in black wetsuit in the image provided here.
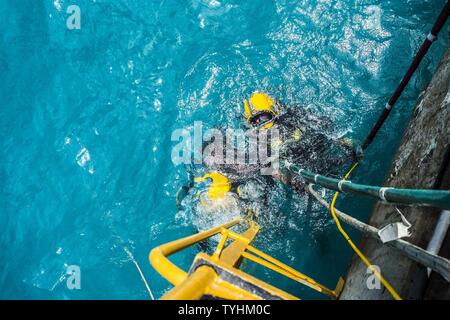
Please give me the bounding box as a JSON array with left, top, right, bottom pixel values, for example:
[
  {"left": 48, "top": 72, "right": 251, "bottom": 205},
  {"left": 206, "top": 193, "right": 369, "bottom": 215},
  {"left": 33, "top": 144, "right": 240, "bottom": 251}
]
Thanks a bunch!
[
  {"left": 203, "top": 91, "right": 356, "bottom": 193},
  {"left": 176, "top": 92, "right": 356, "bottom": 221}
]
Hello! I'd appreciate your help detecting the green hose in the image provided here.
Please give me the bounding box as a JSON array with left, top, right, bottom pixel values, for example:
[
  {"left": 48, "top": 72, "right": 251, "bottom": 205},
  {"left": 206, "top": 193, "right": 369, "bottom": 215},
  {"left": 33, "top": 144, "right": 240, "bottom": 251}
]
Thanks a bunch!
[{"left": 282, "top": 162, "right": 450, "bottom": 210}]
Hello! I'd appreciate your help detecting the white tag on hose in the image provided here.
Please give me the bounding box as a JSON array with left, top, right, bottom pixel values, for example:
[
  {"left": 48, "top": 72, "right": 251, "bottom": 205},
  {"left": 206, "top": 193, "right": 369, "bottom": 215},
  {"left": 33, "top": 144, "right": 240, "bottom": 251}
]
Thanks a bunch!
[{"left": 378, "top": 208, "right": 412, "bottom": 243}]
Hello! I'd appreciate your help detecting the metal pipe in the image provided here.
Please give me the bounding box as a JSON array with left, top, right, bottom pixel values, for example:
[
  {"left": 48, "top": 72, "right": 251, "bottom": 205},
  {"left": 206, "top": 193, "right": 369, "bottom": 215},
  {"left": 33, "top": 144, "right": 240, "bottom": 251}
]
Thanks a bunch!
[
  {"left": 161, "top": 266, "right": 217, "bottom": 300},
  {"left": 307, "top": 184, "right": 450, "bottom": 282},
  {"left": 426, "top": 210, "right": 450, "bottom": 277}
]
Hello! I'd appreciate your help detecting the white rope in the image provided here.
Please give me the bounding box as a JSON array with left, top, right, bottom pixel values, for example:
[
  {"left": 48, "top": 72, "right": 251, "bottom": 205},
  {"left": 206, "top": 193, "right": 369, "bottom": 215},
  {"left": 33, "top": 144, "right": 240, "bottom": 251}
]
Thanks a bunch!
[{"left": 124, "top": 247, "right": 155, "bottom": 300}]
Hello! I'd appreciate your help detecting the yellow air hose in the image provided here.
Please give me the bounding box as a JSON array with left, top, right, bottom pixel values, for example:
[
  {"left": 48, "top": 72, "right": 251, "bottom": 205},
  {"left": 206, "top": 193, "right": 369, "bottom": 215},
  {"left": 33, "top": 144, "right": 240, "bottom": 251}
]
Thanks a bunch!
[{"left": 329, "top": 162, "right": 402, "bottom": 300}]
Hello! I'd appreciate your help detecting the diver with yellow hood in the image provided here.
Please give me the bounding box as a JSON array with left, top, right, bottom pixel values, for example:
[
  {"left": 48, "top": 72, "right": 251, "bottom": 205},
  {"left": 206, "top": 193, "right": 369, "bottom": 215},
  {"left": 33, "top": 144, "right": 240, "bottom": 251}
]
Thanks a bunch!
[
  {"left": 201, "top": 91, "right": 354, "bottom": 179},
  {"left": 176, "top": 169, "right": 270, "bottom": 225},
  {"left": 241, "top": 91, "right": 356, "bottom": 192},
  {"left": 176, "top": 91, "right": 355, "bottom": 224},
  {"left": 176, "top": 169, "right": 271, "bottom": 251},
  {"left": 243, "top": 92, "right": 279, "bottom": 130}
]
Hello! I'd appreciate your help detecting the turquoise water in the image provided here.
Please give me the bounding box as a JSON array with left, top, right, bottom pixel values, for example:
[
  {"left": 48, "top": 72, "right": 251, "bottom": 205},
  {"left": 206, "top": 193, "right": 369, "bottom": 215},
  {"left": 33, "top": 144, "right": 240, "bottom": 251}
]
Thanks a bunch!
[{"left": 0, "top": 0, "right": 448, "bottom": 299}]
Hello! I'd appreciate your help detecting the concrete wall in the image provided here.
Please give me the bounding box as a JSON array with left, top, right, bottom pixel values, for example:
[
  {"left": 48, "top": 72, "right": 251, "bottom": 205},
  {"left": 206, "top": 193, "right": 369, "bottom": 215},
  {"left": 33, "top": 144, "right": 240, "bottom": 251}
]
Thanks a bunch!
[{"left": 340, "top": 46, "right": 450, "bottom": 300}]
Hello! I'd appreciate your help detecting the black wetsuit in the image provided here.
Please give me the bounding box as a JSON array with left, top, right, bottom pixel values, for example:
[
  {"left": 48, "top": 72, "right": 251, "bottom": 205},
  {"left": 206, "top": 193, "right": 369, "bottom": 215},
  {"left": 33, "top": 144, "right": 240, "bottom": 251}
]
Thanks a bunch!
[
  {"left": 202, "top": 105, "right": 355, "bottom": 193},
  {"left": 281, "top": 108, "right": 353, "bottom": 191}
]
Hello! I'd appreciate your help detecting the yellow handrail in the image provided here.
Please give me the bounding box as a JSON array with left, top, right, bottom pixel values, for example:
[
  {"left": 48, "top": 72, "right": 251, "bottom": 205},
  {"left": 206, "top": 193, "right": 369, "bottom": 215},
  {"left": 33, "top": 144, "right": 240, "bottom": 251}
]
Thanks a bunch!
[
  {"left": 161, "top": 266, "right": 217, "bottom": 300},
  {"left": 150, "top": 217, "right": 344, "bottom": 300},
  {"left": 221, "top": 228, "right": 343, "bottom": 299},
  {"left": 149, "top": 217, "right": 241, "bottom": 286}
]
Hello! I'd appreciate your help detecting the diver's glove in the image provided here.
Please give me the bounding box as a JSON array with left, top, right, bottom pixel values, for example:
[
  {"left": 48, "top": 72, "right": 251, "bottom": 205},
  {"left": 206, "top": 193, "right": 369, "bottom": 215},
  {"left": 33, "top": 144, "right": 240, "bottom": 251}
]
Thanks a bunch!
[
  {"left": 337, "top": 137, "right": 364, "bottom": 161},
  {"left": 176, "top": 185, "right": 191, "bottom": 210},
  {"left": 354, "top": 144, "right": 364, "bottom": 161},
  {"left": 346, "top": 138, "right": 364, "bottom": 161}
]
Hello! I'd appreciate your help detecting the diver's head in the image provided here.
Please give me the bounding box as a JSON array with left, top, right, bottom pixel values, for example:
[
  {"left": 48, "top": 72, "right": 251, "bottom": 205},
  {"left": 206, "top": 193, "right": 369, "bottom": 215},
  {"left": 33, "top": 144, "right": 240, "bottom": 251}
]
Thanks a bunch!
[
  {"left": 194, "top": 171, "right": 231, "bottom": 204},
  {"left": 192, "top": 171, "right": 241, "bottom": 227},
  {"left": 244, "top": 92, "right": 277, "bottom": 129}
]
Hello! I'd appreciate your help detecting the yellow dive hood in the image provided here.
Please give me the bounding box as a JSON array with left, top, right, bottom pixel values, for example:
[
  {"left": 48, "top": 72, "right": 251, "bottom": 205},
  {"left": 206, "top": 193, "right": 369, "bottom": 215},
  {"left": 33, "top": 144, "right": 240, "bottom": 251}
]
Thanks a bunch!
[
  {"left": 194, "top": 172, "right": 231, "bottom": 201},
  {"left": 243, "top": 92, "right": 277, "bottom": 129}
]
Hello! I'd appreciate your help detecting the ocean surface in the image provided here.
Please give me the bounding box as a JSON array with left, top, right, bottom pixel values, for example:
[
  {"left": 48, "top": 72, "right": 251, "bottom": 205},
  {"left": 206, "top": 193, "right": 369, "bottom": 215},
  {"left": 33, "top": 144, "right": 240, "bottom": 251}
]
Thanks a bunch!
[{"left": 0, "top": 0, "right": 448, "bottom": 299}]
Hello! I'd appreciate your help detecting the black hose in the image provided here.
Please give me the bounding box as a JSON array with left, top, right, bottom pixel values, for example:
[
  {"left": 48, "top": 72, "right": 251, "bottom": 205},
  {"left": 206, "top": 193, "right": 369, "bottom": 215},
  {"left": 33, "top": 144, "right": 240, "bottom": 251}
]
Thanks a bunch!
[{"left": 362, "top": 1, "right": 450, "bottom": 150}]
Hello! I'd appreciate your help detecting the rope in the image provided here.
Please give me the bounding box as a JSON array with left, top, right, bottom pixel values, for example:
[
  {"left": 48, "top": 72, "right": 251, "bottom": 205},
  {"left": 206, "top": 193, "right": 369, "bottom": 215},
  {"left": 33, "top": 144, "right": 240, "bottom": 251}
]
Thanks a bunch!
[
  {"left": 124, "top": 247, "right": 155, "bottom": 300},
  {"left": 308, "top": 184, "right": 450, "bottom": 282},
  {"left": 329, "top": 162, "right": 402, "bottom": 300}
]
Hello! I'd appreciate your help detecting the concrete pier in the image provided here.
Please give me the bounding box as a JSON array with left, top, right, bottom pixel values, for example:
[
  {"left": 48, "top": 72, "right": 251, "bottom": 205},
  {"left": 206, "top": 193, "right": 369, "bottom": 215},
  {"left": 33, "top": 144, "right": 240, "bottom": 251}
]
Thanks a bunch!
[{"left": 340, "top": 46, "right": 450, "bottom": 300}]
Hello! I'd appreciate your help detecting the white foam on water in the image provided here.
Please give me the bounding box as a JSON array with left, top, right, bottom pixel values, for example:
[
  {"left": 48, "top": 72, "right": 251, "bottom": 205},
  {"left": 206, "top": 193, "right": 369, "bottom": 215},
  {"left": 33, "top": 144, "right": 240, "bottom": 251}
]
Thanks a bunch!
[
  {"left": 76, "top": 147, "right": 94, "bottom": 174},
  {"left": 199, "top": 65, "right": 219, "bottom": 107},
  {"left": 53, "top": 0, "right": 62, "bottom": 11}
]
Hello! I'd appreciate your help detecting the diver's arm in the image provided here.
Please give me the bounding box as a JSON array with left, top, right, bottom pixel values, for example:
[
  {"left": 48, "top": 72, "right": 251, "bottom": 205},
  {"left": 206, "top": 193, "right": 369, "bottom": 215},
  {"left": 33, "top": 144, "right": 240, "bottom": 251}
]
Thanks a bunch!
[
  {"left": 176, "top": 165, "right": 195, "bottom": 210},
  {"left": 334, "top": 137, "right": 361, "bottom": 161},
  {"left": 288, "top": 106, "right": 359, "bottom": 160},
  {"left": 272, "top": 171, "right": 305, "bottom": 194},
  {"left": 287, "top": 105, "right": 334, "bottom": 131},
  {"left": 176, "top": 182, "right": 193, "bottom": 210}
]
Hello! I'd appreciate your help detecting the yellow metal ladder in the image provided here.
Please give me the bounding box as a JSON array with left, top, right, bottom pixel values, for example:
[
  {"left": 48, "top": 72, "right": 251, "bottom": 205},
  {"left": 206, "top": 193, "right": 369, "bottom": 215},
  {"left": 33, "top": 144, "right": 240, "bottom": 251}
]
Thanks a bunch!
[{"left": 149, "top": 217, "right": 344, "bottom": 300}]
